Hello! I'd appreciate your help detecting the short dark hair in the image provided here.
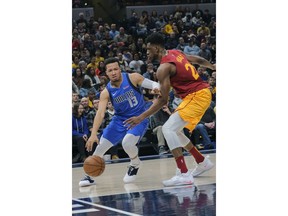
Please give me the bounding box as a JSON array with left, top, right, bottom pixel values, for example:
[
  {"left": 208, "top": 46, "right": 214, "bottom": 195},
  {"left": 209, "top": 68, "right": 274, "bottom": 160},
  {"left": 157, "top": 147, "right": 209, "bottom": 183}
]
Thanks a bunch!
[
  {"left": 146, "top": 32, "right": 165, "bottom": 48},
  {"left": 104, "top": 57, "right": 120, "bottom": 69}
]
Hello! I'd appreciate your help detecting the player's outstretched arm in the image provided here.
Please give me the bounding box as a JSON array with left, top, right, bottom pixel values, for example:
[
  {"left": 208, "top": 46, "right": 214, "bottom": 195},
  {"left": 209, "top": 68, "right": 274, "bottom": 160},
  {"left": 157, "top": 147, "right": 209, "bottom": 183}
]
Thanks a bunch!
[
  {"left": 186, "top": 54, "right": 216, "bottom": 71},
  {"left": 86, "top": 89, "right": 109, "bottom": 152},
  {"left": 129, "top": 72, "right": 160, "bottom": 92}
]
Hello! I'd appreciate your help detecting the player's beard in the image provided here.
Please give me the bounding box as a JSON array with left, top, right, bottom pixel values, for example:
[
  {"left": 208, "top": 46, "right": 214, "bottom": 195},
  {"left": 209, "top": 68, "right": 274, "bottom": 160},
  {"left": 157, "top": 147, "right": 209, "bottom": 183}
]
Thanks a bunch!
[{"left": 110, "top": 74, "right": 122, "bottom": 87}]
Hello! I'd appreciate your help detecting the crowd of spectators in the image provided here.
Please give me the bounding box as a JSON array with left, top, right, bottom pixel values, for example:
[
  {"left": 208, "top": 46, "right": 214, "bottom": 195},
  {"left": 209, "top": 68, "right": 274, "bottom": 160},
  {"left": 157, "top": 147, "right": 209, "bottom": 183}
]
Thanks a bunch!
[{"left": 72, "top": 4, "right": 216, "bottom": 163}]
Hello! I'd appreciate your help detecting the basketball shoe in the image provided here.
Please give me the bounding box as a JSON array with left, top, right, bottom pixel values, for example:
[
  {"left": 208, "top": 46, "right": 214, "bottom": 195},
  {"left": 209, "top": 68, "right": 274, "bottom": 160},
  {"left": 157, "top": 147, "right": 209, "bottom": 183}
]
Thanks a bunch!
[
  {"left": 162, "top": 169, "right": 194, "bottom": 187},
  {"left": 123, "top": 163, "right": 141, "bottom": 183},
  {"left": 191, "top": 156, "right": 214, "bottom": 177},
  {"left": 79, "top": 175, "right": 96, "bottom": 187}
]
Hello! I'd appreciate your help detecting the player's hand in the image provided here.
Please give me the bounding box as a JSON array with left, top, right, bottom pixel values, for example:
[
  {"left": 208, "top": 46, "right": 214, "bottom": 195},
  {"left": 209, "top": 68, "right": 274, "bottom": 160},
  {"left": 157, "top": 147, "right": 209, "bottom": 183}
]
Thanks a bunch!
[
  {"left": 151, "top": 88, "right": 161, "bottom": 96},
  {"left": 124, "top": 116, "right": 143, "bottom": 130},
  {"left": 162, "top": 105, "right": 168, "bottom": 112},
  {"left": 85, "top": 135, "right": 99, "bottom": 152}
]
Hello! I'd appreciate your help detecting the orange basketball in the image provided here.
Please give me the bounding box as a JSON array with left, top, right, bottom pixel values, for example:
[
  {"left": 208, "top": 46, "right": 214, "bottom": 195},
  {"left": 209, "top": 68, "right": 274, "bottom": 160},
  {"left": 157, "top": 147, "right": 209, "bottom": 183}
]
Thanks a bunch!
[{"left": 83, "top": 155, "right": 105, "bottom": 177}]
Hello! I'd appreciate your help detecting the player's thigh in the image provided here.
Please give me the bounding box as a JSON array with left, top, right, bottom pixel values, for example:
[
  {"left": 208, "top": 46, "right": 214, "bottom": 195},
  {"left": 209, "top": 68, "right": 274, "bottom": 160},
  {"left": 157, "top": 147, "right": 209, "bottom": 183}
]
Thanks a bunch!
[
  {"left": 177, "top": 88, "right": 211, "bottom": 131},
  {"left": 102, "top": 119, "right": 126, "bottom": 145},
  {"left": 127, "top": 118, "right": 149, "bottom": 138}
]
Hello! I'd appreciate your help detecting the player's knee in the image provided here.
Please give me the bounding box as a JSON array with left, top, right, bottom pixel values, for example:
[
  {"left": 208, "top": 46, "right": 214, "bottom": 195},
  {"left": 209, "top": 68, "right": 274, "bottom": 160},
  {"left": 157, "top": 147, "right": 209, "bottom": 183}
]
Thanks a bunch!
[
  {"left": 122, "top": 134, "right": 139, "bottom": 158},
  {"left": 122, "top": 140, "right": 131, "bottom": 150},
  {"left": 122, "top": 134, "right": 139, "bottom": 149},
  {"left": 162, "top": 123, "right": 172, "bottom": 136}
]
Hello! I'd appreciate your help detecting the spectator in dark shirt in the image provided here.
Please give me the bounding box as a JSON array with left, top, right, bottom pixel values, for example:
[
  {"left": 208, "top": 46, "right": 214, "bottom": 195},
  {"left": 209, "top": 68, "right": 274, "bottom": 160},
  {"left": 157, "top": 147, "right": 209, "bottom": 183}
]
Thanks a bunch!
[{"left": 72, "top": 103, "right": 90, "bottom": 163}]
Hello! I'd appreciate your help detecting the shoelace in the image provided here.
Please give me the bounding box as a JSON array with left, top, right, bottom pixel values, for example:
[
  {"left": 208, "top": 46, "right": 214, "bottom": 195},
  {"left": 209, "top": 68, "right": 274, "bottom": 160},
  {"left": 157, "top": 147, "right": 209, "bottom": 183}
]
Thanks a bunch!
[
  {"left": 82, "top": 175, "right": 91, "bottom": 181},
  {"left": 128, "top": 166, "right": 136, "bottom": 175}
]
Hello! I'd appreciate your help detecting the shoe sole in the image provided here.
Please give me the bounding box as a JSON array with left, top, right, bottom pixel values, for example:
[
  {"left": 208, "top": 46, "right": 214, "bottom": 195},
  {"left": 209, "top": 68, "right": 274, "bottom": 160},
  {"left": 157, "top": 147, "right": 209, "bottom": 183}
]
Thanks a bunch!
[
  {"left": 79, "top": 182, "right": 96, "bottom": 187},
  {"left": 123, "top": 176, "right": 136, "bottom": 183},
  {"left": 163, "top": 181, "right": 194, "bottom": 187}
]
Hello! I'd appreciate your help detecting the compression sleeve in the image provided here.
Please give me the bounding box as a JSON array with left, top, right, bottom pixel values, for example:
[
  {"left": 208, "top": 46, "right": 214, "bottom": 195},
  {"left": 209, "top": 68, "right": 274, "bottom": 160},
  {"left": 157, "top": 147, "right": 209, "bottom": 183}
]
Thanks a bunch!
[{"left": 141, "top": 78, "right": 160, "bottom": 90}]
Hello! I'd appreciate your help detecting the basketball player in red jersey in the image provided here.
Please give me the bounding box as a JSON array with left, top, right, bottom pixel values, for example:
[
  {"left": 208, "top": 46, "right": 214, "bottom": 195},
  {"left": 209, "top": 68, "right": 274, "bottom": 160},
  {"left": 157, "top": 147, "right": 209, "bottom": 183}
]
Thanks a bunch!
[{"left": 124, "top": 32, "right": 216, "bottom": 187}]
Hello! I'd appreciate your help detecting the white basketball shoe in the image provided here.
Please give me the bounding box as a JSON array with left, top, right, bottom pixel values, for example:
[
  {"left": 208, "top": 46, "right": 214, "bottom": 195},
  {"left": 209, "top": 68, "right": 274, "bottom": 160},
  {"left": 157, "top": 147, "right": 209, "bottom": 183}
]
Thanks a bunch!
[
  {"left": 163, "top": 169, "right": 194, "bottom": 187},
  {"left": 191, "top": 156, "right": 214, "bottom": 177}
]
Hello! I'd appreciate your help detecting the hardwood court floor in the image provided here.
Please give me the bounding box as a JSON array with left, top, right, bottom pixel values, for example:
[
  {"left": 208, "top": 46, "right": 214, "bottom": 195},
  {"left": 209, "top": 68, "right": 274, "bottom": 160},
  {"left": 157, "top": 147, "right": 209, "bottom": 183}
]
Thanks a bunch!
[{"left": 72, "top": 153, "right": 216, "bottom": 215}]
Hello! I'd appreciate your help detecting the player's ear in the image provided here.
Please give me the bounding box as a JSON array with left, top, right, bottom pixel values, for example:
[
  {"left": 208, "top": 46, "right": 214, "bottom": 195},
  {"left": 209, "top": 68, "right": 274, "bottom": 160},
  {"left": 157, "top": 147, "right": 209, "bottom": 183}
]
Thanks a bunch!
[{"left": 155, "top": 46, "right": 160, "bottom": 54}]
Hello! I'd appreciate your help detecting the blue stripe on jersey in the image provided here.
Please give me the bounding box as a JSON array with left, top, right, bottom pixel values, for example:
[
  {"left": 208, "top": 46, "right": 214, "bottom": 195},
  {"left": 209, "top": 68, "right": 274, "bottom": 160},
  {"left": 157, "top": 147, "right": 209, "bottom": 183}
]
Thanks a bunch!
[{"left": 106, "top": 73, "right": 146, "bottom": 120}]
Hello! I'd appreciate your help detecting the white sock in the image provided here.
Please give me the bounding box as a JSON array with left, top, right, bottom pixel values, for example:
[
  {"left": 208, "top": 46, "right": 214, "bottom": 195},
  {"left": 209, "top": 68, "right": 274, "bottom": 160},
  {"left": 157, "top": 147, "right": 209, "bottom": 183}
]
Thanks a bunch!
[{"left": 130, "top": 156, "right": 141, "bottom": 166}]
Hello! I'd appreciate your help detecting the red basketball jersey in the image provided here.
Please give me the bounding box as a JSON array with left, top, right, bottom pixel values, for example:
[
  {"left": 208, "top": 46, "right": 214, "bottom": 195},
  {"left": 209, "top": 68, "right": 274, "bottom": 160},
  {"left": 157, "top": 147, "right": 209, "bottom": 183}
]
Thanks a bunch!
[{"left": 161, "top": 50, "right": 209, "bottom": 99}]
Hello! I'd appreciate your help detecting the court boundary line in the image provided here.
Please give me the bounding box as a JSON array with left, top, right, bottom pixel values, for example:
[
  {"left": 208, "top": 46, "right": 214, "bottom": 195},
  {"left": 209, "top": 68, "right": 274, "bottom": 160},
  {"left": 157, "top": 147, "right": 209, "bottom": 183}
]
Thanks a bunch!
[{"left": 72, "top": 198, "right": 143, "bottom": 216}]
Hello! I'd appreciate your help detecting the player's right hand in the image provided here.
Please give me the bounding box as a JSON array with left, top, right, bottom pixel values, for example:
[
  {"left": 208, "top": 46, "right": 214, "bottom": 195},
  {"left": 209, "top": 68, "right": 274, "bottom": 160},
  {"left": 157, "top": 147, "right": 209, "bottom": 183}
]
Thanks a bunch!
[{"left": 85, "top": 135, "right": 99, "bottom": 152}]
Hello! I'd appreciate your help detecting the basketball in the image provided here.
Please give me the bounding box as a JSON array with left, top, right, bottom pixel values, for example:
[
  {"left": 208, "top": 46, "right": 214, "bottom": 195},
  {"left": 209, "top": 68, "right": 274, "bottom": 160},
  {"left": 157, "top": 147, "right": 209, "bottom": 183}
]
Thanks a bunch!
[{"left": 83, "top": 155, "right": 105, "bottom": 177}]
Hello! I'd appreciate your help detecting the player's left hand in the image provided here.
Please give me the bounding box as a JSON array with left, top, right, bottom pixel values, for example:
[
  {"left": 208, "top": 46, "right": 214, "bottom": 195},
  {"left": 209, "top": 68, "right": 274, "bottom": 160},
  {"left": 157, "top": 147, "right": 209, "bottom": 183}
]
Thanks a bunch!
[{"left": 124, "top": 116, "right": 143, "bottom": 130}]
